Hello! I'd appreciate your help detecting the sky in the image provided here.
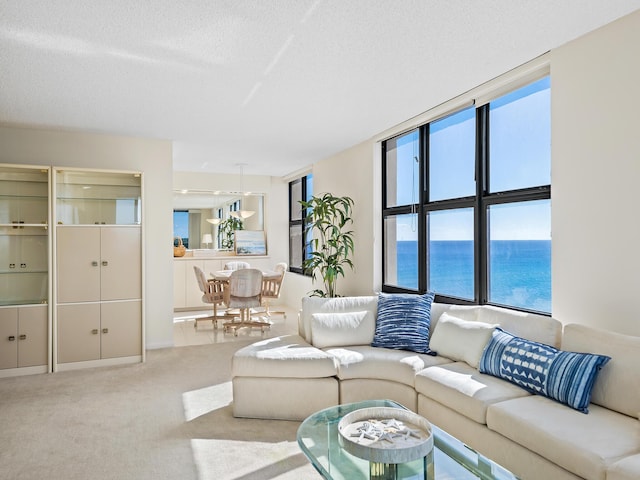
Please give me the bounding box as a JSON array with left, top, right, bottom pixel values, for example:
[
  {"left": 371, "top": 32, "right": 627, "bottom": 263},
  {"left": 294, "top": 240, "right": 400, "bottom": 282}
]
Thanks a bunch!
[{"left": 392, "top": 77, "right": 551, "bottom": 241}]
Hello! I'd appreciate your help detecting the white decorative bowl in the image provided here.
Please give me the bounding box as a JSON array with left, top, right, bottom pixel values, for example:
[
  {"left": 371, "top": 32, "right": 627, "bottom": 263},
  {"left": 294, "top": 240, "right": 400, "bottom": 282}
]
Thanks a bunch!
[{"left": 338, "top": 407, "right": 433, "bottom": 464}]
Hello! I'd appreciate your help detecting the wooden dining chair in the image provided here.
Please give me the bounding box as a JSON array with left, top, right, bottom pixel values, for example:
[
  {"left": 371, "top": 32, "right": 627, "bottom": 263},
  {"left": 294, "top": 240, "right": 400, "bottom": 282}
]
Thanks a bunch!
[
  {"left": 193, "top": 266, "right": 232, "bottom": 329},
  {"left": 224, "top": 261, "right": 250, "bottom": 271},
  {"left": 223, "top": 268, "right": 272, "bottom": 336},
  {"left": 261, "top": 262, "right": 287, "bottom": 318}
]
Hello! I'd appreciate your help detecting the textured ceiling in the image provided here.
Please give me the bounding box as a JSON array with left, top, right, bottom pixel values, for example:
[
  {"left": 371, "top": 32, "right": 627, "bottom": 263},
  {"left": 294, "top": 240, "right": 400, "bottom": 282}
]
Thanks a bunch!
[{"left": 1, "top": 1, "right": 638, "bottom": 176}]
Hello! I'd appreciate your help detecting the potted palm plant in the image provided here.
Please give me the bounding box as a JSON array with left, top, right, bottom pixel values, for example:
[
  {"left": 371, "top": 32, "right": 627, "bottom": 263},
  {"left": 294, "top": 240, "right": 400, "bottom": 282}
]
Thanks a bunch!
[{"left": 300, "top": 193, "right": 355, "bottom": 297}]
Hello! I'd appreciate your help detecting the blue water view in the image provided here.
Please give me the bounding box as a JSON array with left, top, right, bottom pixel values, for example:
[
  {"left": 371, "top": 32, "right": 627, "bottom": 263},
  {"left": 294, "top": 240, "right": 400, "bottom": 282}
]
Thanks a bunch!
[{"left": 396, "top": 240, "right": 551, "bottom": 313}]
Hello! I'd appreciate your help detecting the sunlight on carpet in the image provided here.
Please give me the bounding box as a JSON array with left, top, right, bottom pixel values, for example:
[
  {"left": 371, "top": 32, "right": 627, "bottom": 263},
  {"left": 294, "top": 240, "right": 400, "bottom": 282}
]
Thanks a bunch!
[
  {"left": 183, "top": 382, "right": 233, "bottom": 421},
  {"left": 191, "top": 439, "right": 317, "bottom": 480}
]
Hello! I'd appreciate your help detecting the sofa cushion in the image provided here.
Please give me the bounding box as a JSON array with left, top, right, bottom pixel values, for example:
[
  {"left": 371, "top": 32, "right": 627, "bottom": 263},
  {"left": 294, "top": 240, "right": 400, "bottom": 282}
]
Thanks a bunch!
[
  {"left": 562, "top": 323, "right": 640, "bottom": 418},
  {"left": 310, "top": 310, "right": 375, "bottom": 348},
  {"left": 232, "top": 334, "right": 338, "bottom": 378},
  {"left": 325, "top": 345, "right": 451, "bottom": 386},
  {"left": 487, "top": 396, "right": 640, "bottom": 480},
  {"left": 480, "top": 328, "right": 610, "bottom": 413},
  {"left": 300, "top": 296, "right": 378, "bottom": 344},
  {"left": 429, "top": 312, "right": 497, "bottom": 368},
  {"left": 607, "top": 454, "right": 640, "bottom": 480},
  {"left": 476, "top": 305, "right": 562, "bottom": 347},
  {"left": 415, "top": 362, "right": 531, "bottom": 424},
  {"left": 371, "top": 292, "right": 435, "bottom": 354}
]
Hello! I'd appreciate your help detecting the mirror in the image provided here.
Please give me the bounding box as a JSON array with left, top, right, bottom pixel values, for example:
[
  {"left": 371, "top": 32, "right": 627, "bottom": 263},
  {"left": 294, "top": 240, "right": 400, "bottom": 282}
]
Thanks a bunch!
[{"left": 173, "top": 190, "right": 265, "bottom": 250}]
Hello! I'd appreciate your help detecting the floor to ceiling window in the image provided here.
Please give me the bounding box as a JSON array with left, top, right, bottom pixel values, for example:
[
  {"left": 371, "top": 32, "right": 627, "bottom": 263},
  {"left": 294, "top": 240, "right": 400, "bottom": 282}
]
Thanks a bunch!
[{"left": 382, "top": 75, "right": 551, "bottom": 313}]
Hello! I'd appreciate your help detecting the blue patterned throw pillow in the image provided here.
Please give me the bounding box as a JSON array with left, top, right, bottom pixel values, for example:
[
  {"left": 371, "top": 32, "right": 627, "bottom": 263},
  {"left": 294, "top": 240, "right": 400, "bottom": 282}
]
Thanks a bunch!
[
  {"left": 371, "top": 292, "right": 435, "bottom": 354},
  {"left": 479, "top": 329, "right": 610, "bottom": 413}
]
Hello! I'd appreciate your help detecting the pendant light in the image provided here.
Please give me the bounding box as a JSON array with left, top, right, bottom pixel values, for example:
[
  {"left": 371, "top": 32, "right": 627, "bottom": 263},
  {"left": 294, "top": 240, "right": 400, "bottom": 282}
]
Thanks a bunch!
[{"left": 229, "top": 163, "right": 255, "bottom": 219}]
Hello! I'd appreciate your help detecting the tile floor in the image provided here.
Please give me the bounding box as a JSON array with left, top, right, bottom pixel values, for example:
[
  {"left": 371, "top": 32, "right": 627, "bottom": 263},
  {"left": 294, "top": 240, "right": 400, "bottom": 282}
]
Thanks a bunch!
[{"left": 173, "top": 304, "right": 299, "bottom": 346}]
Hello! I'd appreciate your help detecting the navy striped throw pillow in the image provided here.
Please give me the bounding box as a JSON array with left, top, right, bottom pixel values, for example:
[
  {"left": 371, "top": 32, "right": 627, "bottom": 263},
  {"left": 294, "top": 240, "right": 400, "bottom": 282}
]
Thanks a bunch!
[
  {"left": 479, "top": 328, "right": 610, "bottom": 413},
  {"left": 371, "top": 292, "right": 435, "bottom": 354}
]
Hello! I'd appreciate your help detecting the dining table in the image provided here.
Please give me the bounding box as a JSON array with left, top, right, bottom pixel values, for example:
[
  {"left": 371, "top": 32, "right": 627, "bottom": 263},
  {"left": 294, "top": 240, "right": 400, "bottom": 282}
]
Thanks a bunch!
[{"left": 211, "top": 269, "right": 282, "bottom": 282}]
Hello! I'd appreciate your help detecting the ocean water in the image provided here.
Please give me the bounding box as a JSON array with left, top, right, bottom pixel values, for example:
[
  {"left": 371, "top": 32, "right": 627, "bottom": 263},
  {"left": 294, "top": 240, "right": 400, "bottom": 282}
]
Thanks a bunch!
[{"left": 395, "top": 240, "right": 551, "bottom": 313}]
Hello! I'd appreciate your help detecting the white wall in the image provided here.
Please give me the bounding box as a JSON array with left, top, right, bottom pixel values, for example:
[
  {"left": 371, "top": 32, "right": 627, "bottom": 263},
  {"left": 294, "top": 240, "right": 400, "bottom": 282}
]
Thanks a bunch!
[
  {"left": 296, "top": 10, "right": 640, "bottom": 337},
  {"left": 551, "top": 10, "right": 640, "bottom": 336},
  {"left": 0, "top": 125, "right": 175, "bottom": 348},
  {"left": 312, "top": 140, "right": 378, "bottom": 296}
]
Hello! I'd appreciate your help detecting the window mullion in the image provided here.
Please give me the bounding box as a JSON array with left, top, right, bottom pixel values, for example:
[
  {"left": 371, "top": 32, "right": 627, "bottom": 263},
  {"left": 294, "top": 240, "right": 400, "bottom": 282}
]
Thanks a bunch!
[
  {"left": 418, "top": 125, "right": 427, "bottom": 293},
  {"left": 477, "top": 104, "right": 489, "bottom": 305},
  {"left": 483, "top": 186, "right": 551, "bottom": 206}
]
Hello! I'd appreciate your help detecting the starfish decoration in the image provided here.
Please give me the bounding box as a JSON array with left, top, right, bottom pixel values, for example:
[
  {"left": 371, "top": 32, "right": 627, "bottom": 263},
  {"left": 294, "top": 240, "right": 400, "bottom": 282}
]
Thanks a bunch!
[
  {"left": 377, "top": 431, "right": 396, "bottom": 443},
  {"left": 382, "top": 418, "right": 404, "bottom": 431},
  {"left": 404, "top": 428, "right": 422, "bottom": 439}
]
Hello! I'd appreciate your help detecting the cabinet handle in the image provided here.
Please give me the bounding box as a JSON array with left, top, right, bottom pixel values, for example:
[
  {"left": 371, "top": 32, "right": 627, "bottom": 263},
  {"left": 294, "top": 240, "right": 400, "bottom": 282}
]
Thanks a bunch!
[
  {"left": 102, "top": 261, "right": 108, "bottom": 266},
  {"left": 9, "top": 263, "right": 15, "bottom": 269},
  {"left": 20, "top": 263, "right": 27, "bottom": 269},
  {"left": 8, "top": 336, "right": 15, "bottom": 341},
  {"left": 102, "top": 328, "right": 109, "bottom": 334},
  {"left": 19, "top": 334, "right": 26, "bottom": 340},
  {"left": 92, "top": 261, "right": 99, "bottom": 267},
  {"left": 91, "top": 329, "right": 99, "bottom": 335}
]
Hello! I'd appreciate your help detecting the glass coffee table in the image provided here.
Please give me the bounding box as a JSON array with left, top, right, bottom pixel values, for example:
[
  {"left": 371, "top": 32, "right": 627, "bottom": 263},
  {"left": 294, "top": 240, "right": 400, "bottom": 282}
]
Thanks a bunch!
[{"left": 297, "top": 399, "right": 519, "bottom": 480}]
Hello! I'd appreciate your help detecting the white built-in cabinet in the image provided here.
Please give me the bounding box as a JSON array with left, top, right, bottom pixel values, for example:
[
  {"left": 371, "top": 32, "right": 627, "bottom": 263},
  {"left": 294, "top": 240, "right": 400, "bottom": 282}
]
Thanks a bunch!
[
  {"left": 0, "top": 165, "right": 144, "bottom": 377},
  {"left": 0, "top": 165, "right": 50, "bottom": 378},
  {"left": 0, "top": 305, "right": 48, "bottom": 370},
  {"left": 53, "top": 169, "right": 143, "bottom": 371}
]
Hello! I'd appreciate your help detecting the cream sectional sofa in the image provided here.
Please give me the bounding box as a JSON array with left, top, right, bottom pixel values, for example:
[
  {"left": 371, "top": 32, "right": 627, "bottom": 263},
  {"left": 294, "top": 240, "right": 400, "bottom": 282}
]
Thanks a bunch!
[{"left": 231, "top": 296, "right": 640, "bottom": 480}]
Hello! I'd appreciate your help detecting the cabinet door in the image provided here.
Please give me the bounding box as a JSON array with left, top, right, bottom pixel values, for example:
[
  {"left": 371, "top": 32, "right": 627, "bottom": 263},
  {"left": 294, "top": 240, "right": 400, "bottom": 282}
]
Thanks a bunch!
[
  {"left": 57, "top": 303, "right": 100, "bottom": 363},
  {"left": 173, "top": 261, "right": 186, "bottom": 308},
  {"left": 100, "top": 227, "right": 141, "bottom": 301},
  {"left": 101, "top": 301, "right": 141, "bottom": 359},
  {"left": 18, "top": 305, "right": 47, "bottom": 367},
  {"left": 18, "top": 197, "right": 48, "bottom": 224},
  {"left": 57, "top": 227, "right": 101, "bottom": 303},
  {"left": 20, "top": 232, "right": 48, "bottom": 272},
  {"left": 0, "top": 308, "right": 18, "bottom": 369}
]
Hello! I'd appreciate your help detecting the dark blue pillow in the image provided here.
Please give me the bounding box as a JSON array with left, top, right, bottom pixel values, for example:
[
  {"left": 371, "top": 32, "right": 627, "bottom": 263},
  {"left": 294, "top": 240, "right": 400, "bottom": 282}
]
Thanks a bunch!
[
  {"left": 371, "top": 292, "right": 435, "bottom": 354},
  {"left": 479, "top": 328, "right": 610, "bottom": 413}
]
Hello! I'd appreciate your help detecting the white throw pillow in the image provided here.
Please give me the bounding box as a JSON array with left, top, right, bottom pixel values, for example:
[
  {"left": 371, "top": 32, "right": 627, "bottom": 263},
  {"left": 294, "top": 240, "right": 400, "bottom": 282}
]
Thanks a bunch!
[
  {"left": 429, "top": 312, "right": 497, "bottom": 368},
  {"left": 311, "top": 311, "right": 373, "bottom": 348}
]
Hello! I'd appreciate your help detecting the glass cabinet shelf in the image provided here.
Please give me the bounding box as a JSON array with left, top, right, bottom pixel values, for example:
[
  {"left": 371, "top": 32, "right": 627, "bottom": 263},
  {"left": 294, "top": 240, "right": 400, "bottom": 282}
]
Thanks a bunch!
[
  {"left": 55, "top": 170, "right": 141, "bottom": 225},
  {"left": 0, "top": 166, "right": 50, "bottom": 308},
  {"left": 0, "top": 299, "right": 48, "bottom": 307},
  {"left": 0, "top": 168, "right": 49, "bottom": 224}
]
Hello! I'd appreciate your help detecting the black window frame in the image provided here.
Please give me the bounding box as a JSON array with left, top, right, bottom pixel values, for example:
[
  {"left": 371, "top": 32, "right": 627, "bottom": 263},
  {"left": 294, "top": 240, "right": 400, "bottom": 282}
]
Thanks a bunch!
[
  {"left": 288, "top": 174, "right": 313, "bottom": 275},
  {"left": 382, "top": 77, "right": 551, "bottom": 314}
]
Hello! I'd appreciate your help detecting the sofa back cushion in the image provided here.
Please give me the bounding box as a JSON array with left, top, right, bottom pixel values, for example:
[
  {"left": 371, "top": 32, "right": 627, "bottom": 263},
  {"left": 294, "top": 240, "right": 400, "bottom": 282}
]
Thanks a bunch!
[
  {"left": 477, "top": 305, "right": 562, "bottom": 348},
  {"left": 562, "top": 323, "right": 640, "bottom": 418},
  {"left": 300, "top": 296, "right": 378, "bottom": 345},
  {"left": 431, "top": 303, "right": 562, "bottom": 348},
  {"left": 311, "top": 311, "right": 374, "bottom": 348},
  {"left": 430, "top": 303, "right": 480, "bottom": 330},
  {"left": 429, "top": 312, "right": 497, "bottom": 368}
]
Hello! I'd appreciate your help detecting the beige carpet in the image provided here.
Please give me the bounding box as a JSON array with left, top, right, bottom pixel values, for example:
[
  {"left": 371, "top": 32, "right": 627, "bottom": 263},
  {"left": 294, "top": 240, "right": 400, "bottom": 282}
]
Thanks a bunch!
[{"left": 0, "top": 340, "right": 321, "bottom": 480}]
